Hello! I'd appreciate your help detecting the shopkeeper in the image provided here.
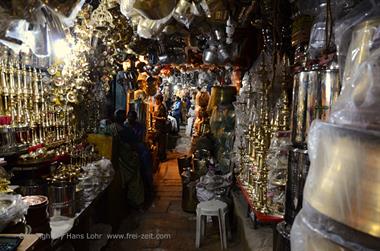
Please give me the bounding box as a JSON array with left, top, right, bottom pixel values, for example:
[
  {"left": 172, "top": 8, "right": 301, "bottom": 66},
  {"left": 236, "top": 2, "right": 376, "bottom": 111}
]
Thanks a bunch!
[{"left": 154, "top": 94, "right": 168, "bottom": 161}]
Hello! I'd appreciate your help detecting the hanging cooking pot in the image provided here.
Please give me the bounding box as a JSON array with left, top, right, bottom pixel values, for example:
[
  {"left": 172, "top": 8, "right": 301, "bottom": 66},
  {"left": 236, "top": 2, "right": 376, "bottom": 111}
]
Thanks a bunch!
[
  {"left": 133, "top": 0, "right": 177, "bottom": 20},
  {"left": 174, "top": 0, "right": 194, "bottom": 28},
  {"left": 217, "top": 44, "right": 230, "bottom": 63},
  {"left": 203, "top": 43, "right": 218, "bottom": 64}
]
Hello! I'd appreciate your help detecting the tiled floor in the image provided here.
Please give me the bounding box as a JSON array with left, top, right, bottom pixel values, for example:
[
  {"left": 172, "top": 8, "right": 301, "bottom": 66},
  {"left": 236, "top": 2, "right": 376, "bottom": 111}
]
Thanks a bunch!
[{"left": 106, "top": 150, "right": 243, "bottom": 251}]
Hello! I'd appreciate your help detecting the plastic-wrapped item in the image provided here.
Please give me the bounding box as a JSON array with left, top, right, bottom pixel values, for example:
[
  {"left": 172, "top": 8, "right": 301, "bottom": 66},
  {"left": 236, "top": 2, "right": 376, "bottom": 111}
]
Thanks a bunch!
[
  {"left": 196, "top": 172, "right": 233, "bottom": 202},
  {"left": 79, "top": 158, "right": 114, "bottom": 201},
  {"left": 0, "top": 194, "right": 29, "bottom": 232},
  {"left": 296, "top": 0, "right": 357, "bottom": 16},
  {"left": 266, "top": 131, "right": 291, "bottom": 215},
  {"left": 304, "top": 121, "right": 380, "bottom": 238},
  {"left": 329, "top": 46, "right": 380, "bottom": 129},
  {"left": 308, "top": 2, "right": 336, "bottom": 59},
  {"left": 334, "top": 0, "right": 380, "bottom": 81},
  {"left": 291, "top": 203, "right": 380, "bottom": 251}
]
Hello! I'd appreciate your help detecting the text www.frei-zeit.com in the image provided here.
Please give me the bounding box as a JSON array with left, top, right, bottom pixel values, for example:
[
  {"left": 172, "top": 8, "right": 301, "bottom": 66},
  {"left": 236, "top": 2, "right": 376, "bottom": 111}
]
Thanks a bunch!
[{"left": 41, "top": 232, "right": 173, "bottom": 240}]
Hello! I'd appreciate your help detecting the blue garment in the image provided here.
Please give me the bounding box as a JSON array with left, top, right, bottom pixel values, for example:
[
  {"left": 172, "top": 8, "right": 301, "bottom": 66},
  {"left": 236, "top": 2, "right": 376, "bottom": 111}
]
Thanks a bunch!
[
  {"left": 125, "top": 121, "right": 145, "bottom": 143},
  {"left": 173, "top": 100, "right": 182, "bottom": 117}
]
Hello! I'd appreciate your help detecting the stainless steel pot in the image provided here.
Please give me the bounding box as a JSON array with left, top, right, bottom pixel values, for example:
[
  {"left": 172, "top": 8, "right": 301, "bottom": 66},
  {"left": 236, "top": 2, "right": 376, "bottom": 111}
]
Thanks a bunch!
[
  {"left": 48, "top": 181, "right": 76, "bottom": 217},
  {"left": 203, "top": 47, "right": 218, "bottom": 64},
  {"left": 318, "top": 62, "right": 341, "bottom": 121},
  {"left": 291, "top": 66, "right": 320, "bottom": 147}
]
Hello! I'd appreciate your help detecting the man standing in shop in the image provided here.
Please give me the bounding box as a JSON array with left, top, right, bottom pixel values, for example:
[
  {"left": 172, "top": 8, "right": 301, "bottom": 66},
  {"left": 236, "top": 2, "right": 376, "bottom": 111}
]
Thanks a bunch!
[
  {"left": 154, "top": 94, "right": 168, "bottom": 161},
  {"left": 172, "top": 96, "right": 182, "bottom": 132}
]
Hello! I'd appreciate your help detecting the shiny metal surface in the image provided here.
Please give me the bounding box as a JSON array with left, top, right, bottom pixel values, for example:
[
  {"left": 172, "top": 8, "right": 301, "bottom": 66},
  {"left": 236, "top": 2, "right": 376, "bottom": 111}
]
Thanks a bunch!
[
  {"left": 284, "top": 147, "right": 309, "bottom": 224},
  {"left": 48, "top": 182, "right": 76, "bottom": 217},
  {"left": 305, "top": 121, "right": 380, "bottom": 238},
  {"left": 207, "top": 86, "right": 237, "bottom": 112},
  {"left": 22, "top": 195, "right": 48, "bottom": 207},
  {"left": 291, "top": 69, "right": 320, "bottom": 146},
  {"left": 318, "top": 63, "right": 341, "bottom": 121}
]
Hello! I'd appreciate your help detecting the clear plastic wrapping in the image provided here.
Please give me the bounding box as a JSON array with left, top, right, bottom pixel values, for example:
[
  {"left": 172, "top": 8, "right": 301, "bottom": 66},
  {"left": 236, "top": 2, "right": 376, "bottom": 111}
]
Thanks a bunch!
[
  {"left": 291, "top": 203, "right": 380, "bottom": 251},
  {"left": 266, "top": 132, "right": 291, "bottom": 215},
  {"left": 329, "top": 46, "right": 380, "bottom": 129},
  {"left": 0, "top": 194, "right": 29, "bottom": 232},
  {"left": 196, "top": 172, "right": 233, "bottom": 202},
  {"left": 334, "top": 1, "right": 380, "bottom": 81},
  {"left": 79, "top": 158, "right": 114, "bottom": 201},
  {"left": 302, "top": 120, "right": 380, "bottom": 240}
]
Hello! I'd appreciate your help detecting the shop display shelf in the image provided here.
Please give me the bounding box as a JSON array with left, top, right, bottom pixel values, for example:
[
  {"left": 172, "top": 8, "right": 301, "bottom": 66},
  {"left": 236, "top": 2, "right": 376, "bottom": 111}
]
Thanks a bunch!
[{"left": 236, "top": 177, "right": 283, "bottom": 227}]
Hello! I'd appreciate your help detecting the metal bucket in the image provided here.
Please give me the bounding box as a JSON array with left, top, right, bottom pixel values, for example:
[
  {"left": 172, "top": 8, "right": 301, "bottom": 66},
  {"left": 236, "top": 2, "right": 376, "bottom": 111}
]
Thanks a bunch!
[
  {"left": 318, "top": 63, "right": 341, "bottom": 121},
  {"left": 182, "top": 181, "right": 198, "bottom": 213},
  {"left": 48, "top": 182, "right": 76, "bottom": 217},
  {"left": 291, "top": 67, "right": 320, "bottom": 147},
  {"left": 284, "top": 147, "right": 310, "bottom": 225},
  {"left": 177, "top": 156, "right": 192, "bottom": 175}
]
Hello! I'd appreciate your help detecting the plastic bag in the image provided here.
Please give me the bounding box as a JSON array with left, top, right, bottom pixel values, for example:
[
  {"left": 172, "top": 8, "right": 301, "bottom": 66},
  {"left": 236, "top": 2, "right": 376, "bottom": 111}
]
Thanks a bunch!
[{"left": 0, "top": 194, "right": 29, "bottom": 232}]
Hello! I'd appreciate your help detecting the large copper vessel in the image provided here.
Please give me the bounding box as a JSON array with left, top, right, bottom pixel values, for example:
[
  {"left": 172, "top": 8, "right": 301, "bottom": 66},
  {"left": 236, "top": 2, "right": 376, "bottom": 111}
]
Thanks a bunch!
[
  {"left": 207, "top": 86, "right": 237, "bottom": 112},
  {"left": 304, "top": 121, "right": 380, "bottom": 238}
]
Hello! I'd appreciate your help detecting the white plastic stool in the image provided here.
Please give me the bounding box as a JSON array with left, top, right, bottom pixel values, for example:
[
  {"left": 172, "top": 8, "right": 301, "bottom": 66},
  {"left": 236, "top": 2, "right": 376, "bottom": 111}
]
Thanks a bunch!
[{"left": 195, "top": 199, "right": 229, "bottom": 249}]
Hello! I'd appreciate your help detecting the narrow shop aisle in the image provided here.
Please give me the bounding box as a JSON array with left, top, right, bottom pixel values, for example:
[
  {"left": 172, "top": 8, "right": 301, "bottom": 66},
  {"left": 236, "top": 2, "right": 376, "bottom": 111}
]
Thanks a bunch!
[{"left": 106, "top": 131, "right": 243, "bottom": 250}]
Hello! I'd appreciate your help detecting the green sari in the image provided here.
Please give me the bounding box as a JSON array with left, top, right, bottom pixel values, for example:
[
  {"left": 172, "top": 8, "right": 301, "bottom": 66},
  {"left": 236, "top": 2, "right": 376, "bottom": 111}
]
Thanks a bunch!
[{"left": 110, "top": 123, "right": 144, "bottom": 207}]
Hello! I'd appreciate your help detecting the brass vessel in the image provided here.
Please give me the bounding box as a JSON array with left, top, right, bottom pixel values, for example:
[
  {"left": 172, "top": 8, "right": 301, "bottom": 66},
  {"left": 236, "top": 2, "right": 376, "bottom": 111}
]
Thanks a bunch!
[
  {"left": 343, "top": 18, "right": 380, "bottom": 83},
  {"left": 304, "top": 121, "right": 380, "bottom": 238},
  {"left": 207, "top": 86, "right": 237, "bottom": 112}
]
